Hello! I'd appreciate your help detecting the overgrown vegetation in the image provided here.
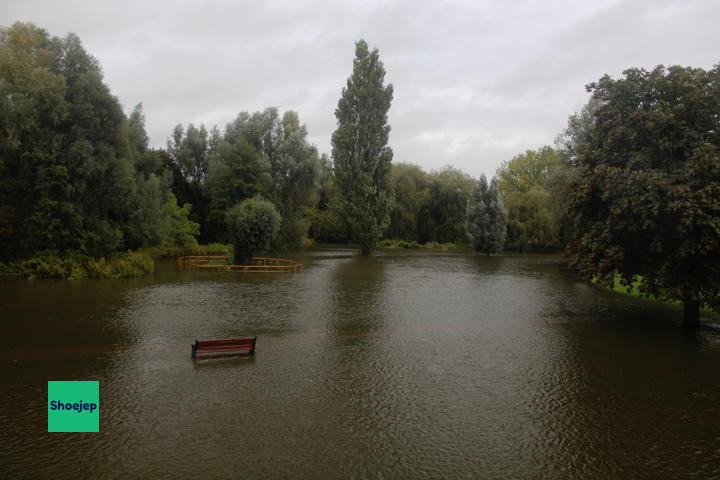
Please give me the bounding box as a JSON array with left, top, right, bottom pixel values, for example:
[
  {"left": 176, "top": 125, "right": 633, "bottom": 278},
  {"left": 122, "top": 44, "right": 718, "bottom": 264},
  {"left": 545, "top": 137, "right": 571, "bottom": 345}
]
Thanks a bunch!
[
  {"left": 0, "top": 244, "right": 232, "bottom": 279},
  {"left": 0, "top": 251, "right": 154, "bottom": 279},
  {"left": 595, "top": 274, "right": 716, "bottom": 316}
]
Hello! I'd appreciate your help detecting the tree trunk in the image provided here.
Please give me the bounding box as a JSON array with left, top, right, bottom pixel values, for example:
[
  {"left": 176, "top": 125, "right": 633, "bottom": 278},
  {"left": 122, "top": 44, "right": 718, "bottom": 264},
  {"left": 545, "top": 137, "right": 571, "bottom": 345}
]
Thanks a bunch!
[
  {"left": 234, "top": 242, "right": 252, "bottom": 265},
  {"left": 682, "top": 294, "right": 700, "bottom": 329},
  {"left": 358, "top": 237, "right": 373, "bottom": 256}
]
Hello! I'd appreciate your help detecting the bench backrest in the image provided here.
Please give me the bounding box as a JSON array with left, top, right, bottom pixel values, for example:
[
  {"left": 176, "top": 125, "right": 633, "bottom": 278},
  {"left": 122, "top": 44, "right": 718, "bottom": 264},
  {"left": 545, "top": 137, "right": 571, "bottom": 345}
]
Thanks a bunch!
[
  {"left": 192, "top": 337, "right": 256, "bottom": 358},
  {"left": 197, "top": 338, "right": 255, "bottom": 348}
]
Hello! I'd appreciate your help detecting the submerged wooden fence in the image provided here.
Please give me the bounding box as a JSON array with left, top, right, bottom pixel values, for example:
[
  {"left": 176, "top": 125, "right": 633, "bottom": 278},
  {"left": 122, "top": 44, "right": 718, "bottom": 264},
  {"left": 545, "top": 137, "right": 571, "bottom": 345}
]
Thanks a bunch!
[{"left": 178, "top": 255, "right": 303, "bottom": 273}]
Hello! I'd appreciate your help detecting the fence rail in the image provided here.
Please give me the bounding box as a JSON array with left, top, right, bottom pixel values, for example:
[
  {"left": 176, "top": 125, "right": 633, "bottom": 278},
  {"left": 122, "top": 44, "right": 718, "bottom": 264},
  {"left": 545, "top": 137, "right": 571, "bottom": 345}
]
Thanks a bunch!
[{"left": 178, "top": 255, "right": 303, "bottom": 273}]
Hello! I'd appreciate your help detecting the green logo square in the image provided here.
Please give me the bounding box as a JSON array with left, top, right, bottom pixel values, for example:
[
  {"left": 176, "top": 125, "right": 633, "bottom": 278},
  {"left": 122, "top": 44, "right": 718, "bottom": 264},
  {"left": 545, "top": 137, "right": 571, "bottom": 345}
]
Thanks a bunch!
[{"left": 48, "top": 381, "right": 100, "bottom": 432}]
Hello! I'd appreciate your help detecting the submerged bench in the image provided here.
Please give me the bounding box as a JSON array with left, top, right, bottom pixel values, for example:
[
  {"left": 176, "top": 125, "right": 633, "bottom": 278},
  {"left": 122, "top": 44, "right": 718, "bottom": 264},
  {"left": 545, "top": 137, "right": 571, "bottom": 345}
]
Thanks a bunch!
[{"left": 191, "top": 337, "right": 257, "bottom": 359}]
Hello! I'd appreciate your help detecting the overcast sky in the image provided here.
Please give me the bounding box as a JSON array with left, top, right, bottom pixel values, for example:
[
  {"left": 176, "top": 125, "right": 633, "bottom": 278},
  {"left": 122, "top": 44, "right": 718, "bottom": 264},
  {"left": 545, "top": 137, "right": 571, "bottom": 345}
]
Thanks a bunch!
[{"left": 3, "top": 0, "right": 719, "bottom": 178}]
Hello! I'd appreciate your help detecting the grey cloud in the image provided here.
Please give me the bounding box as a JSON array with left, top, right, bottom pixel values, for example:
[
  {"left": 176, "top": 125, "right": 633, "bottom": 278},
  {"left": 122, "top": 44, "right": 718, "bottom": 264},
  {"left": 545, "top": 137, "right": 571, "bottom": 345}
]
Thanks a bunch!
[{"left": 2, "top": 0, "right": 719, "bottom": 179}]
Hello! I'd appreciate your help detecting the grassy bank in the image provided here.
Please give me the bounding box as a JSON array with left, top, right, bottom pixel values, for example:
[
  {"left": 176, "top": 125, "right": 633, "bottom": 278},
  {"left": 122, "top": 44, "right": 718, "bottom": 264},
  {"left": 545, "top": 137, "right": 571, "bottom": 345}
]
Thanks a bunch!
[
  {"left": 0, "top": 244, "right": 232, "bottom": 280},
  {"left": 598, "top": 274, "right": 716, "bottom": 314}
]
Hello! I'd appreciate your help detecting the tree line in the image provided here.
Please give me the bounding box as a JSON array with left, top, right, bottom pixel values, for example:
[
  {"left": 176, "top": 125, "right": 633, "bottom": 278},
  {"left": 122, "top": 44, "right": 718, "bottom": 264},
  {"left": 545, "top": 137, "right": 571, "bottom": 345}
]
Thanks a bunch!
[
  {"left": 1, "top": 22, "right": 718, "bottom": 325},
  {"left": 0, "top": 23, "right": 321, "bottom": 264},
  {"left": 0, "top": 22, "right": 567, "bottom": 263}
]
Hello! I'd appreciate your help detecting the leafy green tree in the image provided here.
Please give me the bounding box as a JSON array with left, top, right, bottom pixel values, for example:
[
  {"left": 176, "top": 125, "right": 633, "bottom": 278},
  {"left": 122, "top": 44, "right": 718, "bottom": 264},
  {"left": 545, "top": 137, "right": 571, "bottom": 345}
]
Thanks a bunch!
[
  {"left": 465, "top": 175, "right": 507, "bottom": 255},
  {"left": 162, "top": 193, "right": 200, "bottom": 247},
  {"left": 331, "top": 39, "right": 394, "bottom": 255},
  {"left": 167, "top": 123, "right": 211, "bottom": 240},
  {"left": 566, "top": 64, "right": 720, "bottom": 327},
  {"left": 125, "top": 173, "right": 167, "bottom": 248},
  {"left": 543, "top": 162, "right": 577, "bottom": 247},
  {"left": 222, "top": 108, "right": 319, "bottom": 248},
  {"left": 56, "top": 31, "right": 138, "bottom": 256},
  {"left": 417, "top": 167, "right": 474, "bottom": 243},
  {"left": 305, "top": 154, "right": 351, "bottom": 243},
  {"left": 123, "top": 102, "right": 173, "bottom": 249},
  {"left": 316, "top": 154, "right": 334, "bottom": 209},
  {"left": 304, "top": 206, "right": 350, "bottom": 243},
  {"left": 205, "top": 128, "right": 270, "bottom": 241},
  {"left": 0, "top": 24, "right": 79, "bottom": 260},
  {"left": 271, "top": 111, "right": 320, "bottom": 247},
  {"left": 225, "top": 197, "right": 280, "bottom": 265},
  {"left": 496, "top": 146, "right": 566, "bottom": 196},
  {"left": 0, "top": 23, "right": 136, "bottom": 259},
  {"left": 504, "top": 188, "right": 557, "bottom": 252},
  {"left": 496, "top": 146, "right": 570, "bottom": 251},
  {"left": 388, "top": 163, "right": 430, "bottom": 241},
  {"left": 128, "top": 103, "right": 149, "bottom": 154},
  {"left": 168, "top": 123, "right": 210, "bottom": 185},
  {"left": 555, "top": 96, "right": 600, "bottom": 165}
]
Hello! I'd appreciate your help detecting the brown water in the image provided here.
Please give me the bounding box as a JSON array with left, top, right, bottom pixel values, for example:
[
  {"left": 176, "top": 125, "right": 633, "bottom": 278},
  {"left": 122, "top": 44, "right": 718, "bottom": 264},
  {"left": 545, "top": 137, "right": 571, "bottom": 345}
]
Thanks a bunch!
[{"left": 1, "top": 249, "right": 719, "bottom": 479}]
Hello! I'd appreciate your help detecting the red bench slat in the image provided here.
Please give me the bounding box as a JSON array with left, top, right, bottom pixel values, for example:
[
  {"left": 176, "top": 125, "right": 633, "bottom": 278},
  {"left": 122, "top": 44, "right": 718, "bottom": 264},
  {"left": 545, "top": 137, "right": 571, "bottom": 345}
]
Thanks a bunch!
[
  {"left": 197, "top": 341, "right": 255, "bottom": 346},
  {"left": 196, "top": 347, "right": 253, "bottom": 352},
  {"left": 192, "top": 337, "right": 256, "bottom": 358},
  {"left": 197, "top": 338, "right": 255, "bottom": 345},
  {"left": 197, "top": 345, "right": 253, "bottom": 351}
]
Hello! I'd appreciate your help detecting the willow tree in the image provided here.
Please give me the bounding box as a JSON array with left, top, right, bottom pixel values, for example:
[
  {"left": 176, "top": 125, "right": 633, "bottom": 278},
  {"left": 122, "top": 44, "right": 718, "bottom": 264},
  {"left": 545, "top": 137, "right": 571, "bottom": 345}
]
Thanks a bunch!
[
  {"left": 496, "top": 146, "right": 570, "bottom": 251},
  {"left": 331, "top": 40, "right": 394, "bottom": 255},
  {"left": 565, "top": 65, "right": 720, "bottom": 327}
]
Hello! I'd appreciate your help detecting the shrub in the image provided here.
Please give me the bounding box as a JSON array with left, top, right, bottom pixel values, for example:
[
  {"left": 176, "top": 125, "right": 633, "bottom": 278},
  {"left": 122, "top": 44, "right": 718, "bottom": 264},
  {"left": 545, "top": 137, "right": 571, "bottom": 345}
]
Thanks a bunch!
[
  {"left": 0, "top": 244, "right": 232, "bottom": 280},
  {"left": 108, "top": 251, "right": 155, "bottom": 278},
  {"left": 225, "top": 197, "right": 281, "bottom": 265}
]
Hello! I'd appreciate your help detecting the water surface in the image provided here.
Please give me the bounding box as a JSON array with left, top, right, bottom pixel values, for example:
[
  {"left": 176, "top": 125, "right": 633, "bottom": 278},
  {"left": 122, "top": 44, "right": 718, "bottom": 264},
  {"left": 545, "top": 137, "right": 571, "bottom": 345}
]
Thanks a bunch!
[{"left": 1, "top": 249, "right": 719, "bottom": 479}]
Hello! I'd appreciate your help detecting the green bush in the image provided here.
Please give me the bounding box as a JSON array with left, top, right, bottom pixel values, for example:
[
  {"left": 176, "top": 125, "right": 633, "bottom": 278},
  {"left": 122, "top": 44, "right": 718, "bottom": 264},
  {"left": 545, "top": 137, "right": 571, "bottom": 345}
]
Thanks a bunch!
[
  {"left": 85, "top": 257, "right": 113, "bottom": 278},
  {"left": 2, "top": 251, "right": 156, "bottom": 279},
  {"left": 596, "top": 273, "right": 718, "bottom": 315},
  {"left": 108, "top": 251, "right": 155, "bottom": 278},
  {"left": 226, "top": 197, "right": 281, "bottom": 265},
  {"left": 162, "top": 193, "right": 201, "bottom": 247},
  {"left": 0, "top": 243, "right": 238, "bottom": 280},
  {"left": 304, "top": 206, "right": 351, "bottom": 243}
]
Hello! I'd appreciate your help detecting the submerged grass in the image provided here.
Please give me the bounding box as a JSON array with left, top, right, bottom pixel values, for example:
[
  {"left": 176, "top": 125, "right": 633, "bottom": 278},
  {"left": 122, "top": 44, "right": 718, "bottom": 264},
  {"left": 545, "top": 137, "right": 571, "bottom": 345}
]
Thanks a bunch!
[
  {"left": 596, "top": 273, "right": 715, "bottom": 314},
  {"left": 0, "top": 243, "right": 233, "bottom": 280},
  {"left": 378, "top": 239, "right": 469, "bottom": 251}
]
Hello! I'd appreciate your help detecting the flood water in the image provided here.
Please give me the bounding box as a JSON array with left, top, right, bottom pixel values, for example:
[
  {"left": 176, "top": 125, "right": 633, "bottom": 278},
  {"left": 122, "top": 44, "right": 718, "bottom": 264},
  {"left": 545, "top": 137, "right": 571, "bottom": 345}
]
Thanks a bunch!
[{"left": 1, "top": 248, "right": 719, "bottom": 479}]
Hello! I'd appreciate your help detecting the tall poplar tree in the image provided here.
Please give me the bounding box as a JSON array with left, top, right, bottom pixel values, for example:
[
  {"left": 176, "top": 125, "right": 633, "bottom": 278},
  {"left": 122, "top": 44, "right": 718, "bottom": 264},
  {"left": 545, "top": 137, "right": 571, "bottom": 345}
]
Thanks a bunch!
[{"left": 331, "top": 39, "right": 394, "bottom": 255}]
